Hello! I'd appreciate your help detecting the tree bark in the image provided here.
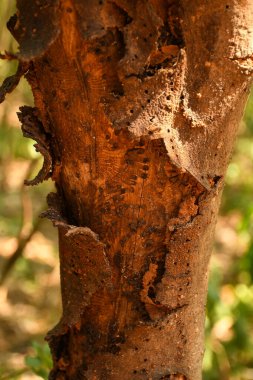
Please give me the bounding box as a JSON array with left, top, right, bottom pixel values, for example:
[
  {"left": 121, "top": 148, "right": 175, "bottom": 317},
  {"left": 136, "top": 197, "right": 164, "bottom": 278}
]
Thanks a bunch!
[{"left": 3, "top": 0, "right": 253, "bottom": 379}]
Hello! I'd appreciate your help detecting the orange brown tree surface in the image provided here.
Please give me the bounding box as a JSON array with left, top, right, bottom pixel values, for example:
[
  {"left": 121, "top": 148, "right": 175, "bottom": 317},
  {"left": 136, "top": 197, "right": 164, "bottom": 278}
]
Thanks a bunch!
[{"left": 1, "top": 1, "right": 253, "bottom": 379}]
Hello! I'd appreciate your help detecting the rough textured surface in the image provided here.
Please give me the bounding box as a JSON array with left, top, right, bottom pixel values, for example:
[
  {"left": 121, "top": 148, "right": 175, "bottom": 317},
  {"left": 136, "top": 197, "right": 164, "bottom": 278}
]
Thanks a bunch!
[
  {"left": 5, "top": 0, "right": 253, "bottom": 379},
  {"left": 7, "top": 0, "right": 60, "bottom": 60}
]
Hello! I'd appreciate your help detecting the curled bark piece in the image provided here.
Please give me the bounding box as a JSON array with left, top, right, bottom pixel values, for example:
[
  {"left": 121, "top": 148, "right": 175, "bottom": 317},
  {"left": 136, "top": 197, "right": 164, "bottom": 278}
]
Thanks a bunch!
[
  {"left": 0, "top": 51, "right": 18, "bottom": 60},
  {"left": 17, "top": 106, "right": 52, "bottom": 186},
  {"left": 0, "top": 62, "right": 28, "bottom": 103}
]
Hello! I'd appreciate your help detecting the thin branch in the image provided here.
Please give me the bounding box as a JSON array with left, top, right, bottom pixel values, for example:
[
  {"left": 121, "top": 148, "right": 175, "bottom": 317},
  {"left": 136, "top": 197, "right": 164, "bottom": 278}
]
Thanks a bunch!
[
  {"left": 0, "top": 216, "right": 43, "bottom": 285},
  {"left": 0, "top": 160, "right": 44, "bottom": 285},
  {"left": 0, "top": 50, "right": 18, "bottom": 60}
]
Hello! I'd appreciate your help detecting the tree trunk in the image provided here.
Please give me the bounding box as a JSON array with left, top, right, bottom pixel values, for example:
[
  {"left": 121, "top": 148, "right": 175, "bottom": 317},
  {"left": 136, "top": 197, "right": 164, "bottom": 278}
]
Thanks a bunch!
[{"left": 3, "top": 1, "right": 253, "bottom": 379}]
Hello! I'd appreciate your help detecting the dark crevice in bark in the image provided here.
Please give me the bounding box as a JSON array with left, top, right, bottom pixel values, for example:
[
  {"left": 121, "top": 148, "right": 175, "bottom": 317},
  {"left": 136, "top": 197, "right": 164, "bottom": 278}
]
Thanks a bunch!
[
  {"left": 110, "top": 1, "right": 133, "bottom": 26},
  {"left": 159, "top": 374, "right": 187, "bottom": 380}
]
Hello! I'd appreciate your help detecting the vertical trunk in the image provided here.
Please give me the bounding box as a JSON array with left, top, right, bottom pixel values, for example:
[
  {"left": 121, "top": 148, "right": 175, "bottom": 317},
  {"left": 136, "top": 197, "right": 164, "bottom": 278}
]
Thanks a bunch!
[{"left": 4, "top": 0, "right": 253, "bottom": 379}]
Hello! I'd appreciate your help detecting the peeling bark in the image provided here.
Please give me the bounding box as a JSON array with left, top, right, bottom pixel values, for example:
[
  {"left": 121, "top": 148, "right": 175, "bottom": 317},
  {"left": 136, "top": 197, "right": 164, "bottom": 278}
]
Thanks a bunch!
[
  {"left": 17, "top": 106, "right": 53, "bottom": 185},
  {"left": 4, "top": 0, "right": 253, "bottom": 379}
]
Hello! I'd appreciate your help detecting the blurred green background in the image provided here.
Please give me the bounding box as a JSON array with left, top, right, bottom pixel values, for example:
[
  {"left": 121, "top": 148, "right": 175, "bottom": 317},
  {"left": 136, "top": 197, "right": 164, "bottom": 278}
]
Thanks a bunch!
[{"left": 0, "top": 2, "right": 253, "bottom": 380}]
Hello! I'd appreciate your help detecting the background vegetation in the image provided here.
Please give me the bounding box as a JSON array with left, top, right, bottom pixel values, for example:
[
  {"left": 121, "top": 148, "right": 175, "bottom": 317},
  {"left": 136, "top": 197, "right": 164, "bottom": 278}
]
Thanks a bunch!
[{"left": 0, "top": 2, "right": 253, "bottom": 379}]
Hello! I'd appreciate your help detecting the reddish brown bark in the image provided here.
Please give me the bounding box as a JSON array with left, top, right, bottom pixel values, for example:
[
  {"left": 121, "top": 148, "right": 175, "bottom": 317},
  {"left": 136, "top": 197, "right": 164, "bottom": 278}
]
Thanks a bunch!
[{"left": 2, "top": 0, "right": 253, "bottom": 379}]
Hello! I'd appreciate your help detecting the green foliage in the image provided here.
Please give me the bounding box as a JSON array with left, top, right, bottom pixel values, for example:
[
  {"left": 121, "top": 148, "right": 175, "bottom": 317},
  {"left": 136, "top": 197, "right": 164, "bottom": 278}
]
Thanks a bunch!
[
  {"left": 0, "top": 342, "right": 52, "bottom": 380},
  {"left": 203, "top": 91, "right": 253, "bottom": 379},
  {"left": 25, "top": 342, "right": 52, "bottom": 380}
]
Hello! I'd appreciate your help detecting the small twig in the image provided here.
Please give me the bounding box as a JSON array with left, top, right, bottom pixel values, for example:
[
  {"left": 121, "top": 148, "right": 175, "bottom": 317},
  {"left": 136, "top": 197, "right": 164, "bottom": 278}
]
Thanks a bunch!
[
  {"left": 0, "top": 217, "right": 43, "bottom": 285},
  {"left": 0, "top": 50, "right": 18, "bottom": 60},
  {"left": 0, "top": 160, "right": 44, "bottom": 285},
  {"left": 0, "top": 61, "right": 29, "bottom": 104}
]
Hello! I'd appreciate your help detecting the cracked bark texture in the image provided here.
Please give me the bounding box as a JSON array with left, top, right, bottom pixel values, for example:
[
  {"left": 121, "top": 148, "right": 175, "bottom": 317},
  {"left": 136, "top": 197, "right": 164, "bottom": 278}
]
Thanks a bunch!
[{"left": 5, "top": 0, "right": 253, "bottom": 379}]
